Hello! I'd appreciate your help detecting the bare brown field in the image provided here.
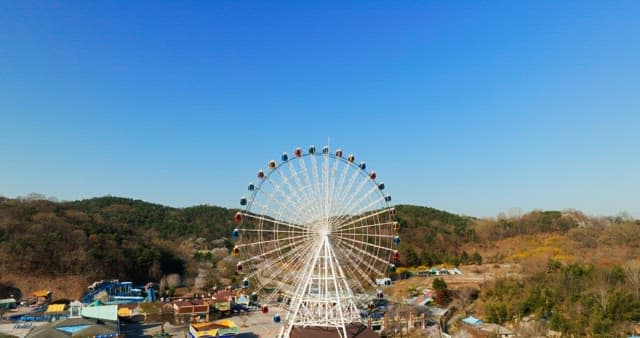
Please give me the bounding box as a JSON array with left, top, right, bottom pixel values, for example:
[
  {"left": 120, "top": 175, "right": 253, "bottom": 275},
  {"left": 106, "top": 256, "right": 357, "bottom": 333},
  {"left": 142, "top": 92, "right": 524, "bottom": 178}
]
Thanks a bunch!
[
  {"left": 2, "top": 274, "right": 89, "bottom": 301},
  {"left": 386, "top": 263, "right": 522, "bottom": 301}
]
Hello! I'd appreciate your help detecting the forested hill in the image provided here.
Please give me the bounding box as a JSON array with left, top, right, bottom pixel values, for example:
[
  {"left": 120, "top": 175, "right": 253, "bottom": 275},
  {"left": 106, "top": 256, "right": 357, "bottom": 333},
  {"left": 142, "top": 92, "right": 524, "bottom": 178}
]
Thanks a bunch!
[
  {"left": 1, "top": 195, "right": 621, "bottom": 301},
  {"left": 0, "top": 196, "right": 236, "bottom": 287},
  {"left": 0, "top": 197, "right": 477, "bottom": 287}
]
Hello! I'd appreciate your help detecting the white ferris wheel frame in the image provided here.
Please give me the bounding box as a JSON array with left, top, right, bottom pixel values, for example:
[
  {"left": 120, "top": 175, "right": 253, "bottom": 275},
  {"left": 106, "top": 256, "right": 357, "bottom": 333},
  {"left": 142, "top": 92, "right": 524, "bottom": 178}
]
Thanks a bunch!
[{"left": 232, "top": 146, "right": 399, "bottom": 338}]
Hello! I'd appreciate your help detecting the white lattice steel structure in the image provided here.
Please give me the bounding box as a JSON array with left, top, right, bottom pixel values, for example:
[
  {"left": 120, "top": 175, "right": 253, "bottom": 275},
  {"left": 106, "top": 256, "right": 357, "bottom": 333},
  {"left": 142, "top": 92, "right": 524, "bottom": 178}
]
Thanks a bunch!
[{"left": 232, "top": 145, "right": 399, "bottom": 338}]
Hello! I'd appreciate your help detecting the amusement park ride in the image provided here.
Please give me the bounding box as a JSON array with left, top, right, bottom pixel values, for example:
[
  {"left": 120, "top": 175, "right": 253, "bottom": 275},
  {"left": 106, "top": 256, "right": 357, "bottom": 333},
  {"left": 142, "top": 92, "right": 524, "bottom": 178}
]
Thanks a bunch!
[{"left": 231, "top": 145, "right": 399, "bottom": 338}]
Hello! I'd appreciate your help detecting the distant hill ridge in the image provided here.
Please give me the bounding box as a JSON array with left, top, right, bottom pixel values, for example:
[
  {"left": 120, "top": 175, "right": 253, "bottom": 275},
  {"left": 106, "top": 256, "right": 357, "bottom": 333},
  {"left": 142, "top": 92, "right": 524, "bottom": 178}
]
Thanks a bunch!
[{"left": 0, "top": 195, "right": 634, "bottom": 300}]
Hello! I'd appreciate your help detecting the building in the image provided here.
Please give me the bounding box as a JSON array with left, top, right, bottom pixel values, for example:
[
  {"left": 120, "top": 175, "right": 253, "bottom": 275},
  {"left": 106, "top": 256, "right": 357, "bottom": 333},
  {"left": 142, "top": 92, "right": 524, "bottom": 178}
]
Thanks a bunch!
[
  {"left": 0, "top": 298, "right": 17, "bottom": 310},
  {"left": 173, "top": 299, "right": 211, "bottom": 323},
  {"left": 26, "top": 304, "right": 119, "bottom": 338},
  {"left": 25, "top": 317, "right": 118, "bottom": 338},
  {"left": 189, "top": 319, "right": 238, "bottom": 338}
]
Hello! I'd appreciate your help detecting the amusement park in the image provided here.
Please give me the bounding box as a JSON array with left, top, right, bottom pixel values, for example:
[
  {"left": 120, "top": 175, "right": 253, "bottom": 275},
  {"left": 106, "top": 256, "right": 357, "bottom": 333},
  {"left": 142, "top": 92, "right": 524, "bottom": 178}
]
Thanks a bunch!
[{"left": 0, "top": 145, "right": 435, "bottom": 338}]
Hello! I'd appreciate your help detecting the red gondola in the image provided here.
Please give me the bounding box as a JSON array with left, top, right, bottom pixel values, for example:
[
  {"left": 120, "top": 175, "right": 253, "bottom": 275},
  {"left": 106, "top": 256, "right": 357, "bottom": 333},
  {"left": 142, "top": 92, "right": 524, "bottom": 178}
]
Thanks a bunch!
[{"left": 392, "top": 250, "right": 400, "bottom": 262}]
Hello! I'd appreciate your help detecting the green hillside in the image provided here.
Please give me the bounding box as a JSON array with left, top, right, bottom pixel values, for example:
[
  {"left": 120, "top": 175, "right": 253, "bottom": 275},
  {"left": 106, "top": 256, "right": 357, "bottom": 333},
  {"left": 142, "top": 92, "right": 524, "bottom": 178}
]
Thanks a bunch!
[{"left": 0, "top": 197, "right": 236, "bottom": 287}]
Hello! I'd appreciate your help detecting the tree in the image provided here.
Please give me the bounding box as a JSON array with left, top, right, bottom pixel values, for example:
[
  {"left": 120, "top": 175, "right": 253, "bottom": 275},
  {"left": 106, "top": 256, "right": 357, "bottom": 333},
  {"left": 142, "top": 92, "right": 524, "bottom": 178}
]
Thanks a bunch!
[
  {"left": 405, "top": 247, "right": 420, "bottom": 266},
  {"left": 432, "top": 277, "right": 450, "bottom": 305},
  {"left": 432, "top": 277, "right": 447, "bottom": 291},
  {"left": 592, "top": 270, "right": 613, "bottom": 316},
  {"left": 624, "top": 260, "right": 640, "bottom": 301},
  {"left": 471, "top": 252, "right": 483, "bottom": 265}
]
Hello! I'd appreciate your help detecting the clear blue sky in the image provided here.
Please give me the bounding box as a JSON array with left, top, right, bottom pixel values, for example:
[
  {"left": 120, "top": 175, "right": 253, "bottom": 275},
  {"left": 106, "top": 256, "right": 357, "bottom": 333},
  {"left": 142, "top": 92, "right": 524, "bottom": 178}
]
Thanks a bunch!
[{"left": 1, "top": 1, "right": 639, "bottom": 218}]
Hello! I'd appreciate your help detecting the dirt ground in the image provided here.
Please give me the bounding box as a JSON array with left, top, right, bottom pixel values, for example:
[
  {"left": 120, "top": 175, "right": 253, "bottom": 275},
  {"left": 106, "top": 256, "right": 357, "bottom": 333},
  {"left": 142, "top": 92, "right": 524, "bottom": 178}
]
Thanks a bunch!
[
  {"left": 386, "top": 263, "right": 522, "bottom": 301},
  {"left": 1, "top": 274, "right": 88, "bottom": 301}
]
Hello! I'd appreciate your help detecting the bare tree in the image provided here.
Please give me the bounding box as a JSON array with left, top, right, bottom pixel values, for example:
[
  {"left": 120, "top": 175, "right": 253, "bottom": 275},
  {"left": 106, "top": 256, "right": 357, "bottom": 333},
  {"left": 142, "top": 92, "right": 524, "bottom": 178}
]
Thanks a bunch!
[
  {"left": 592, "top": 270, "right": 612, "bottom": 315},
  {"left": 624, "top": 260, "right": 640, "bottom": 300}
]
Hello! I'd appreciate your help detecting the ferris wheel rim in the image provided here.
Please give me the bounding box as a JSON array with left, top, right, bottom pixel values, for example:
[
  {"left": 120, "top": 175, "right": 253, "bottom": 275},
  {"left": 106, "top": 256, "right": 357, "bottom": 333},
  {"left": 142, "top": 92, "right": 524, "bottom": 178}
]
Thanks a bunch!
[
  {"left": 243, "top": 152, "right": 390, "bottom": 213},
  {"left": 231, "top": 145, "right": 399, "bottom": 311}
]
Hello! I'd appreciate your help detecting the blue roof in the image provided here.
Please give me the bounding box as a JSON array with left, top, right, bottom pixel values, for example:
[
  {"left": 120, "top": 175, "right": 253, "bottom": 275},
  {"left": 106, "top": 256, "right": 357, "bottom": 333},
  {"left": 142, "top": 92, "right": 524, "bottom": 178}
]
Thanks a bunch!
[
  {"left": 57, "top": 324, "right": 92, "bottom": 333},
  {"left": 462, "top": 316, "right": 483, "bottom": 325}
]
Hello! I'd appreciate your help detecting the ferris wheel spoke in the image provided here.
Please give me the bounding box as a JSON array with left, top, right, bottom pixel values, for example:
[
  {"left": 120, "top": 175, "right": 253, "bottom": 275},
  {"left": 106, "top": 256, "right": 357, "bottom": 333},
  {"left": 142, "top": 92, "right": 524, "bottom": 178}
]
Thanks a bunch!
[
  {"left": 308, "top": 154, "right": 326, "bottom": 218},
  {"left": 263, "top": 177, "right": 307, "bottom": 220},
  {"left": 334, "top": 167, "right": 361, "bottom": 211},
  {"left": 329, "top": 163, "right": 360, "bottom": 215},
  {"left": 273, "top": 168, "right": 317, "bottom": 221},
  {"left": 333, "top": 231, "right": 394, "bottom": 239},
  {"left": 326, "top": 155, "right": 342, "bottom": 217},
  {"left": 334, "top": 235, "right": 395, "bottom": 254},
  {"left": 333, "top": 208, "right": 390, "bottom": 231},
  {"left": 235, "top": 233, "right": 311, "bottom": 251},
  {"left": 332, "top": 240, "right": 386, "bottom": 280},
  {"left": 332, "top": 236, "right": 391, "bottom": 268},
  {"left": 272, "top": 163, "right": 324, "bottom": 223},
  {"left": 331, "top": 203, "right": 380, "bottom": 231},
  {"left": 333, "top": 220, "right": 395, "bottom": 232},
  {"left": 333, "top": 173, "right": 374, "bottom": 221},
  {"left": 237, "top": 227, "right": 308, "bottom": 236},
  {"left": 254, "top": 184, "right": 311, "bottom": 224},
  {"left": 239, "top": 212, "right": 308, "bottom": 232},
  {"left": 286, "top": 161, "right": 323, "bottom": 222},
  {"left": 247, "top": 199, "right": 299, "bottom": 226},
  {"left": 321, "top": 151, "right": 332, "bottom": 221},
  {"left": 296, "top": 155, "right": 316, "bottom": 201},
  {"left": 329, "top": 160, "right": 351, "bottom": 215},
  {"left": 331, "top": 244, "right": 376, "bottom": 292},
  {"left": 338, "top": 184, "right": 384, "bottom": 218},
  {"left": 240, "top": 241, "right": 313, "bottom": 274},
  {"left": 250, "top": 239, "right": 317, "bottom": 292}
]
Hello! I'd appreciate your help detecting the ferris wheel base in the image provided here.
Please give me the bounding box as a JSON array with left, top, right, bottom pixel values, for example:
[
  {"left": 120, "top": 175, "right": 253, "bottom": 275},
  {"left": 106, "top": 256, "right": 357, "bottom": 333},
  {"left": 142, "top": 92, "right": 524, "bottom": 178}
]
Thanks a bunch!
[{"left": 287, "top": 323, "right": 379, "bottom": 338}]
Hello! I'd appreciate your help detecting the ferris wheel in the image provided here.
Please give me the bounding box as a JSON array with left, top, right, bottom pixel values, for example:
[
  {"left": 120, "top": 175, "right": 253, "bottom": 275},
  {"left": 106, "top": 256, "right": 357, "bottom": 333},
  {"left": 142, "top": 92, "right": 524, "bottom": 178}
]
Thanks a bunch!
[{"left": 231, "top": 145, "right": 399, "bottom": 338}]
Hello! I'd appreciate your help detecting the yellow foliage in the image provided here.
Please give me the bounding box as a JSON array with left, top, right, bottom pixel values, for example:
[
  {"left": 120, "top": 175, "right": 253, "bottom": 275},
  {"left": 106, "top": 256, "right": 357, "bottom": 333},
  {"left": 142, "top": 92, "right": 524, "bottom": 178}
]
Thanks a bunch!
[
  {"left": 396, "top": 267, "right": 410, "bottom": 274},
  {"left": 508, "top": 234, "right": 576, "bottom": 263}
]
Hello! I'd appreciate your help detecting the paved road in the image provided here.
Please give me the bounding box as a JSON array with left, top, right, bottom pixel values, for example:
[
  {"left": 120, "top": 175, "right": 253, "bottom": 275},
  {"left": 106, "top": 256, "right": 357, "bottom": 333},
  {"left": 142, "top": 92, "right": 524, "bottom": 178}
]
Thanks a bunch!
[{"left": 0, "top": 322, "right": 30, "bottom": 338}]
